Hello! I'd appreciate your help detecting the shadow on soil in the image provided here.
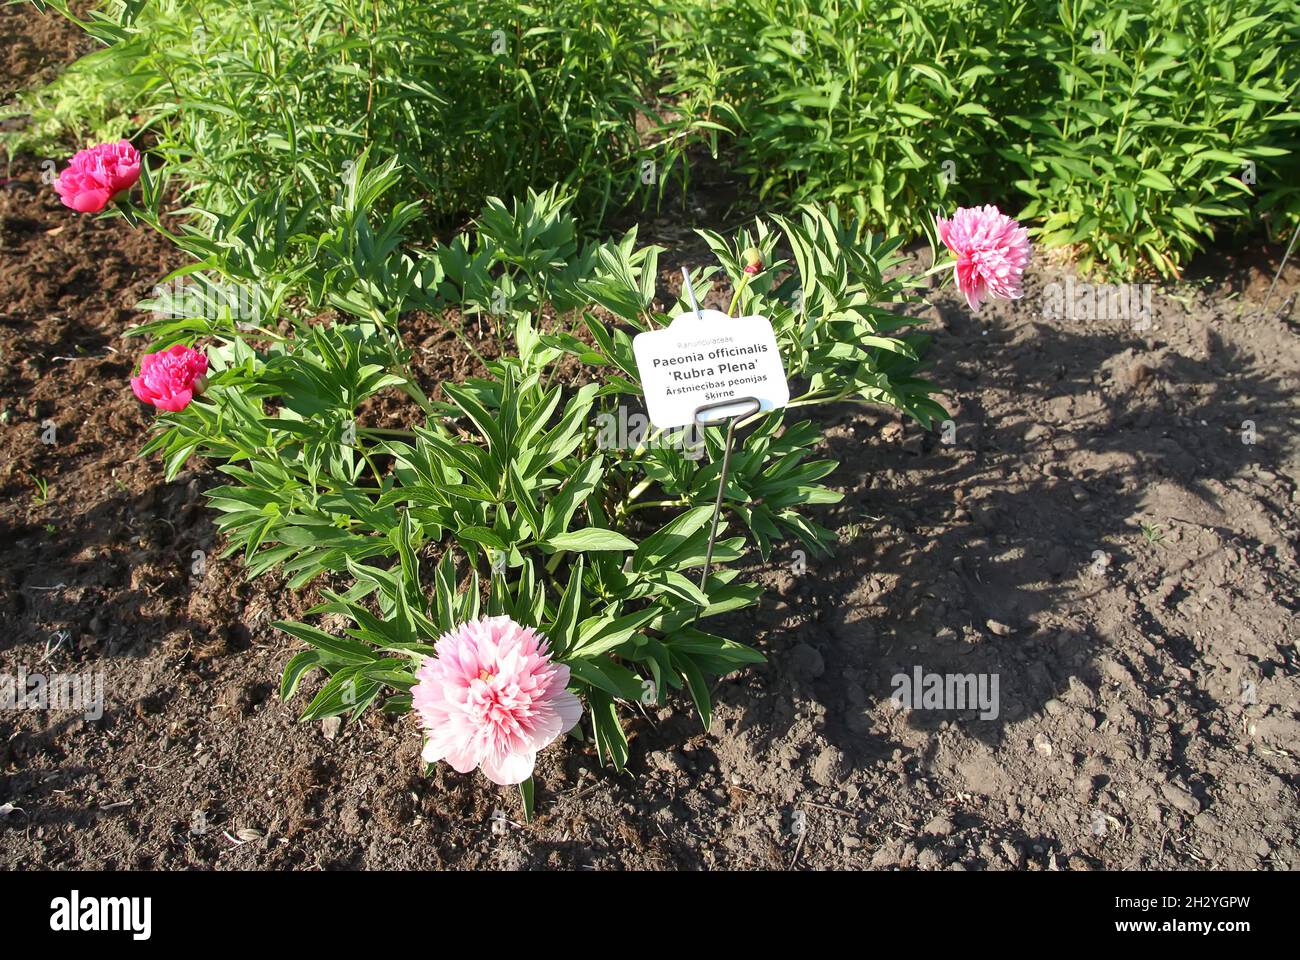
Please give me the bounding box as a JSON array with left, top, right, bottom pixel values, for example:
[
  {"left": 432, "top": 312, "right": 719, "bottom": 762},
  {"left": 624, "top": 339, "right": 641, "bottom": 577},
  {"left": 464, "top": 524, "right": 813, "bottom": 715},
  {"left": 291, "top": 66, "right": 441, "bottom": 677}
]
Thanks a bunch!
[{"left": 699, "top": 300, "right": 1299, "bottom": 780}]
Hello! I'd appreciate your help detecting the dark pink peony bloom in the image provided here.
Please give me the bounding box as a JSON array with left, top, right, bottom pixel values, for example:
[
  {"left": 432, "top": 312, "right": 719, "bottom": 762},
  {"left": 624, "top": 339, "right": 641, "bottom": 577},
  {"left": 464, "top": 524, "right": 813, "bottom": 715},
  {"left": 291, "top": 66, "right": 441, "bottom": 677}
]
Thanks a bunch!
[
  {"left": 54, "top": 140, "right": 142, "bottom": 214},
  {"left": 131, "top": 344, "right": 208, "bottom": 412}
]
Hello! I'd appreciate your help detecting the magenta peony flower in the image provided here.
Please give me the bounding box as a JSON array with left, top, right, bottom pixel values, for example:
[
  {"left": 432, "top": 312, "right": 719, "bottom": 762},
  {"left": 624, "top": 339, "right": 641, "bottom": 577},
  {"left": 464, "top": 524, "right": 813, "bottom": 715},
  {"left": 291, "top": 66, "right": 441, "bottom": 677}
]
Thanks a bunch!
[
  {"left": 54, "top": 140, "right": 142, "bottom": 214},
  {"left": 131, "top": 344, "right": 209, "bottom": 412},
  {"left": 936, "top": 205, "right": 1031, "bottom": 312},
  {"left": 412, "top": 616, "right": 583, "bottom": 785}
]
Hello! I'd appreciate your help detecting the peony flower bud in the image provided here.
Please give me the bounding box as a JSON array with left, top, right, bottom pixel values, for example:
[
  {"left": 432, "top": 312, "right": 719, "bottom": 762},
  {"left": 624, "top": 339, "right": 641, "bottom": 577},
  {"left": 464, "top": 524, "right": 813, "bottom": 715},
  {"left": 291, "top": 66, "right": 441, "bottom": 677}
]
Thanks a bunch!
[{"left": 742, "top": 246, "right": 764, "bottom": 275}]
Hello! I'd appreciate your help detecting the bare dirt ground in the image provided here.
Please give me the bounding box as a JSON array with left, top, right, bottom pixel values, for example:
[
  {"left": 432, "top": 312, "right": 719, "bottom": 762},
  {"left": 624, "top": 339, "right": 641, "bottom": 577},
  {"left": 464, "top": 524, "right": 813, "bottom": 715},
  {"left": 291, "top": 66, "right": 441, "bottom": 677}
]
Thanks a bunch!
[{"left": 3, "top": 4, "right": 1299, "bottom": 871}]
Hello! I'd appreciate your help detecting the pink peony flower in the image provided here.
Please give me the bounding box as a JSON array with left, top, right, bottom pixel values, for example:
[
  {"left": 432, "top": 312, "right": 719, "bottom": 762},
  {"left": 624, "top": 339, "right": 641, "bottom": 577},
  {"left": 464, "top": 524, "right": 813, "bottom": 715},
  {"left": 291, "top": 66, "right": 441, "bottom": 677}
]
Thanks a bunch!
[
  {"left": 936, "top": 205, "right": 1031, "bottom": 312},
  {"left": 131, "top": 344, "right": 209, "bottom": 412},
  {"left": 54, "top": 140, "right": 142, "bottom": 214},
  {"left": 412, "top": 616, "right": 583, "bottom": 785}
]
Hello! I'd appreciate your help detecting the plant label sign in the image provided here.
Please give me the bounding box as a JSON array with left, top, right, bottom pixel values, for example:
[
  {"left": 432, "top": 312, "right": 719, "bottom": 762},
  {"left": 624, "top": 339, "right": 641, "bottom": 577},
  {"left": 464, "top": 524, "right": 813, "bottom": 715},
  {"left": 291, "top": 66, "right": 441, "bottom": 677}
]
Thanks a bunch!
[{"left": 633, "top": 308, "right": 789, "bottom": 429}]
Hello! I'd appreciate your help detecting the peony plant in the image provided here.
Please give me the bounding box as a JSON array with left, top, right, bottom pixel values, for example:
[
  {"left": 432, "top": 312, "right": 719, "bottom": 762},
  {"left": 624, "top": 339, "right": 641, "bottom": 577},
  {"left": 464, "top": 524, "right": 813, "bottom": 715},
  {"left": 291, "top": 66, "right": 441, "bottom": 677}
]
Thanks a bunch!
[{"left": 59, "top": 141, "right": 1027, "bottom": 815}]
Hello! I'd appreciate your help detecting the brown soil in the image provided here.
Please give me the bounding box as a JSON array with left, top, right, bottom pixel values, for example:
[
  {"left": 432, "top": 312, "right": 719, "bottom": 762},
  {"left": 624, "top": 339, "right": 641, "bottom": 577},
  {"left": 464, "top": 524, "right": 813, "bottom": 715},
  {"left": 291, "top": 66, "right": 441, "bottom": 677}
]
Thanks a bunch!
[
  {"left": 3, "top": 3, "right": 1299, "bottom": 871},
  {"left": 0, "top": 3, "right": 94, "bottom": 103}
]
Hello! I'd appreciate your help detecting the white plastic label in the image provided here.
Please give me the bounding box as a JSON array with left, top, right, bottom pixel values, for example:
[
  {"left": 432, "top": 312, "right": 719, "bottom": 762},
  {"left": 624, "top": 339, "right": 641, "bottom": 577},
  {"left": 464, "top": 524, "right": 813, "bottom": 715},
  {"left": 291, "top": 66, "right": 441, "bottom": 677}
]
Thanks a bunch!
[{"left": 632, "top": 308, "right": 790, "bottom": 430}]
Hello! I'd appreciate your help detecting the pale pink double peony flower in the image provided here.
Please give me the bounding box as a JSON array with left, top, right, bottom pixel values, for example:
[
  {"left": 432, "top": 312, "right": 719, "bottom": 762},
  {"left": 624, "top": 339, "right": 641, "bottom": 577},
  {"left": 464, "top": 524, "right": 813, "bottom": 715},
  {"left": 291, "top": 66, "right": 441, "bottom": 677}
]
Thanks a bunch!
[
  {"left": 55, "top": 140, "right": 142, "bottom": 214},
  {"left": 131, "top": 344, "right": 209, "bottom": 412},
  {"left": 936, "top": 205, "right": 1031, "bottom": 311},
  {"left": 412, "top": 616, "right": 583, "bottom": 785}
]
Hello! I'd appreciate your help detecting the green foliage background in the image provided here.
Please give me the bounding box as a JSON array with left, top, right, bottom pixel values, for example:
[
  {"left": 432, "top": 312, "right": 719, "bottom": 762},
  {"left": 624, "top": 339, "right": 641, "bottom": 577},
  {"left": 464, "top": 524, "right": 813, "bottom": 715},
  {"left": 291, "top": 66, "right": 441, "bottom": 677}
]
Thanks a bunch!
[{"left": 7, "top": 0, "right": 1298, "bottom": 276}]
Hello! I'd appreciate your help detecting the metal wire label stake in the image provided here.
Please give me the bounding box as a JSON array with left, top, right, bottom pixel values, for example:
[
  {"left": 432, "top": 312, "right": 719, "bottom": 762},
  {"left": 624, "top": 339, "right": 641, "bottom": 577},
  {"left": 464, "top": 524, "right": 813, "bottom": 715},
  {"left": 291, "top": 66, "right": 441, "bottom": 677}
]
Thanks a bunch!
[
  {"left": 629, "top": 267, "right": 791, "bottom": 592},
  {"left": 693, "top": 394, "right": 761, "bottom": 590}
]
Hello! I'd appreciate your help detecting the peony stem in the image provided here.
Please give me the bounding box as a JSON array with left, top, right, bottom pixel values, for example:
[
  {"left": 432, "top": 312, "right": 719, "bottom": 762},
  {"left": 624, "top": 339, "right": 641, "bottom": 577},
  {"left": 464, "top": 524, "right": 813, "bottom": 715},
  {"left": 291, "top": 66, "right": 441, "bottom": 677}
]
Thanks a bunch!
[{"left": 519, "top": 776, "right": 535, "bottom": 823}]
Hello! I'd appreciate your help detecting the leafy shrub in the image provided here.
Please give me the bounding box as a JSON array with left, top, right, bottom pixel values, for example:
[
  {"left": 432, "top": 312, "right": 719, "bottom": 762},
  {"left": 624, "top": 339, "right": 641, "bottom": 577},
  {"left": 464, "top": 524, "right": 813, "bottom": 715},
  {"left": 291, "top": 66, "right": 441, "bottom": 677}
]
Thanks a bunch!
[
  {"left": 658, "top": 0, "right": 1026, "bottom": 232},
  {"left": 1007, "top": 0, "right": 1300, "bottom": 276},
  {"left": 24, "top": 0, "right": 685, "bottom": 229},
  {"left": 121, "top": 155, "right": 948, "bottom": 793},
  {"left": 15, "top": 0, "right": 1298, "bottom": 277},
  {"left": 0, "top": 52, "right": 139, "bottom": 159},
  {"left": 660, "top": 0, "right": 1300, "bottom": 276}
]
